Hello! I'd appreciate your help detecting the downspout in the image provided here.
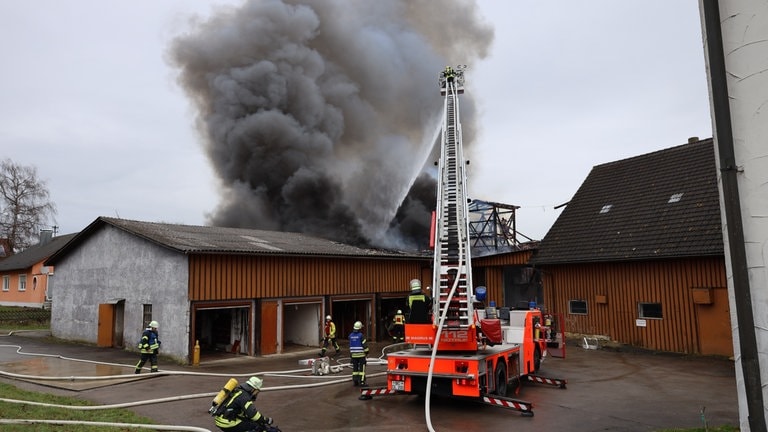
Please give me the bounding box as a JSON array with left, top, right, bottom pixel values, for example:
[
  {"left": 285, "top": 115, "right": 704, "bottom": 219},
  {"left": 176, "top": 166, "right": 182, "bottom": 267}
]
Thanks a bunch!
[{"left": 700, "top": 1, "right": 766, "bottom": 431}]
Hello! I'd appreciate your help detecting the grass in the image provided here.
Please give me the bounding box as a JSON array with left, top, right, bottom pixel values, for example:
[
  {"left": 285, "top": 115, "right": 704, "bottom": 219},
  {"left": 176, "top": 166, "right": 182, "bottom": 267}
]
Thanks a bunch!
[{"left": 0, "top": 382, "right": 158, "bottom": 431}]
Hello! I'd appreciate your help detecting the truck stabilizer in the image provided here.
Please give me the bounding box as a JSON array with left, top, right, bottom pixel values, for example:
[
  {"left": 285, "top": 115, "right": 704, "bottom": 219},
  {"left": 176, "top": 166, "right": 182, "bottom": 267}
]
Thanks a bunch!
[{"left": 526, "top": 374, "right": 567, "bottom": 389}]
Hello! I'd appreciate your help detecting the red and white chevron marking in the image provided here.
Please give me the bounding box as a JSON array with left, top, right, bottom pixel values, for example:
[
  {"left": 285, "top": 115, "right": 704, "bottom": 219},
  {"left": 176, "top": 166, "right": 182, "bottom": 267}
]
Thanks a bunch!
[
  {"left": 482, "top": 396, "right": 533, "bottom": 412},
  {"left": 526, "top": 375, "right": 567, "bottom": 387},
  {"left": 360, "top": 387, "right": 397, "bottom": 397}
]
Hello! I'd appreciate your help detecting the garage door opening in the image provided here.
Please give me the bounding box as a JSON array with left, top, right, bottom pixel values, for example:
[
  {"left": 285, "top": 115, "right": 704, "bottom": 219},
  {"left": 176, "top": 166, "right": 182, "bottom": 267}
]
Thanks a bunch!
[
  {"left": 194, "top": 305, "right": 251, "bottom": 359},
  {"left": 283, "top": 301, "right": 322, "bottom": 354},
  {"left": 378, "top": 296, "right": 408, "bottom": 341},
  {"left": 332, "top": 298, "right": 372, "bottom": 341}
]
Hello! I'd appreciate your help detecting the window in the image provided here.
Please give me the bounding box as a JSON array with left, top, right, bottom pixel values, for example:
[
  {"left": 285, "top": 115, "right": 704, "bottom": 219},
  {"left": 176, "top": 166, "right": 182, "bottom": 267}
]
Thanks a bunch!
[
  {"left": 638, "top": 302, "right": 663, "bottom": 319},
  {"left": 569, "top": 300, "right": 588, "bottom": 315},
  {"left": 2, "top": 276, "right": 9, "bottom": 292},
  {"left": 18, "top": 274, "right": 26, "bottom": 292},
  {"left": 142, "top": 304, "right": 153, "bottom": 328}
]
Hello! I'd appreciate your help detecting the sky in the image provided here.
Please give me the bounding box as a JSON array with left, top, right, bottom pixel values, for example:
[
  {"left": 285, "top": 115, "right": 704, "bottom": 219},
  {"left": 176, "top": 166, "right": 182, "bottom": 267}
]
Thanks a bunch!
[{"left": 0, "top": 1, "right": 712, "bottom": 245}]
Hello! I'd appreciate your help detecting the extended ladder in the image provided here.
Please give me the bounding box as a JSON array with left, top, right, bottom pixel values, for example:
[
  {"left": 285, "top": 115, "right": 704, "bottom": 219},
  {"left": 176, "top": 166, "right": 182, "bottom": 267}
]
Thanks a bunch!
[{"left": 433, "top": 67, "right": 474, "bottom": 335}]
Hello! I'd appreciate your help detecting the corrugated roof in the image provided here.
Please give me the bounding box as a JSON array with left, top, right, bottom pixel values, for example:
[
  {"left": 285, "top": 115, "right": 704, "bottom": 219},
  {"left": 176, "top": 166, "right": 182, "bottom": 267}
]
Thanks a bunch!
[
  {"left": 531, "top": 139, "right": 724, "bottom": 265},
  {"left": 46, "top": 217, "right": 425, "bottom": 265},
  {"left": 0, "top": 233, "right": 78, "bottom": 271}
]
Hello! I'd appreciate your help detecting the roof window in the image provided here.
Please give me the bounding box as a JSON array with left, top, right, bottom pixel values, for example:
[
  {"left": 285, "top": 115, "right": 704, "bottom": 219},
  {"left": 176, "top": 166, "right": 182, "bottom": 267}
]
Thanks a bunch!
[
  {"left": 599, "top": 204, "right": 613, "bottom": 214},
  {"left": 668, "top": 193, "right": 684, "bottom": 203}
]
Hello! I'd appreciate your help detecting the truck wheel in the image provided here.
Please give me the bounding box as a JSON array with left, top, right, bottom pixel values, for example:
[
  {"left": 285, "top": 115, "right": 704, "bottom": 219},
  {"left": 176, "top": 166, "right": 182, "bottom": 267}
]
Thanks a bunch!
[
  {"left": 494, "top": 361, "right": 507, "bottom": 396},
  {"left": 533, "top": 346, "right": 541, "bottom": 372}
]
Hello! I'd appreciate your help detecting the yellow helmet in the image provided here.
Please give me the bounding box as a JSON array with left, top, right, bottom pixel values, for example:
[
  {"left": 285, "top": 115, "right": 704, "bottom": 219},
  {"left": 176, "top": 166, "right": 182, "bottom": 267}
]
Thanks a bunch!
[{"left": 149, "top": 321, "right": 159, "bottom": 329}]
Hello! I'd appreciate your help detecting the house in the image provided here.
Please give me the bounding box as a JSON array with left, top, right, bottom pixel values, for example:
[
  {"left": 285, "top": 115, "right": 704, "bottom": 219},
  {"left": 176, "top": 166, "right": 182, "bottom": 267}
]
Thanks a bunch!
[
  {"left": 530, "top": 138, "right": 730, "bottom": 356},
  {"left": 0, "top": 231, "right": 77, "bottom": 309},
  {"left": 45, "top": 217, "right": 431, "bottom": 363}
]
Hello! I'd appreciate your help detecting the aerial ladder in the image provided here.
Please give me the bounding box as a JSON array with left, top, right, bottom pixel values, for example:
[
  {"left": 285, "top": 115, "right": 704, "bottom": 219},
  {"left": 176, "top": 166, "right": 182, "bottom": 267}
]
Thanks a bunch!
[{"left": 360, "top": 67, "right": 566, "bottom": 417}]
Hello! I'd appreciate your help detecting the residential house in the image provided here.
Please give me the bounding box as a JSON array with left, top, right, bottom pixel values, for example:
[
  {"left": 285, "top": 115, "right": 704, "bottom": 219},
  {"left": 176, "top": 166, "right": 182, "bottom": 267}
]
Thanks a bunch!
[
  {"left": 0, "top": 231, "right": 77, "bottom": 309},
  {"left": 530, "top": 138, "right": 729, "bottom": 356}
]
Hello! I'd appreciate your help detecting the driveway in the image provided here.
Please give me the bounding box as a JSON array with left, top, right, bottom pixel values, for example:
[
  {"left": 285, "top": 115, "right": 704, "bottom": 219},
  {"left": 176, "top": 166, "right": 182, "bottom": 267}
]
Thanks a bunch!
[{"left": 0, "top": 333, "right": 739, "bottom": 431}]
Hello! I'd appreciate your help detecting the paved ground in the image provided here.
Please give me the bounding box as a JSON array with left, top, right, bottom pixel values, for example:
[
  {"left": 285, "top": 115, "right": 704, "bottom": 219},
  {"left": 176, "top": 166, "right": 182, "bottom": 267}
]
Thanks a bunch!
[{"left": 0, "top": 331, "right": 739, "bottom": 431}]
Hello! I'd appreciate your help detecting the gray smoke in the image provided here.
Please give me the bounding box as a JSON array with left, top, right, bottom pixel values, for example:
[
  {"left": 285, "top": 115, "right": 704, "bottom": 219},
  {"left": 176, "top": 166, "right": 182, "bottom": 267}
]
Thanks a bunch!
[{"left": 169, "top": 0, "right": 492, "bottom": 250}]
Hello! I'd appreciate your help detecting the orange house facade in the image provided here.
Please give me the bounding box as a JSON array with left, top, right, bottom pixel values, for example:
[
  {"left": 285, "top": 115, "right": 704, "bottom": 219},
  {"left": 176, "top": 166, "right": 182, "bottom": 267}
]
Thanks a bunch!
[{"left": 0, "top": 233, "right": 76, "bottom": 309}]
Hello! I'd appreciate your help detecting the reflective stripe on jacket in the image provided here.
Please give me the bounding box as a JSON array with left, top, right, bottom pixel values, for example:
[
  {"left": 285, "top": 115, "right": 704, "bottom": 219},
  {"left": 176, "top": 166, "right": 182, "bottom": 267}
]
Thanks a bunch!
[
  {"left": 214, "top": 387, "right": 266, "bottom": 428},
  {"left": 349, "top": 331, "right": 368, "bottom": 358},
  {"left": 325, "top": 321, "right": 336, "bottom": 338},
  {"left": 139, "top": 329, "right": 160, "bottom": 354}
]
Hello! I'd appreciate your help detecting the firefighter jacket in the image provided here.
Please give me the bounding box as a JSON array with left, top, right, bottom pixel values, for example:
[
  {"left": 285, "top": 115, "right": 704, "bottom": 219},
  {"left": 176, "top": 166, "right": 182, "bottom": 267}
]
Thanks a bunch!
[
  {"left": 393, "top": 313, "right": 405, "bottom": 326},
  {"left": 324, "top": 321, "right": 337, "bottom": 338},
  {"left": 348, "top": 330, "right": 369, "bottom": 359},
  {"left": 214, "top": 387, "right": 269, "bottom": 429},
  {"left": 408, "top": 290, "right": 432, "bottom": 324},
  {"left": 138, "top": 328, "right": 160, "bottom": 354}
]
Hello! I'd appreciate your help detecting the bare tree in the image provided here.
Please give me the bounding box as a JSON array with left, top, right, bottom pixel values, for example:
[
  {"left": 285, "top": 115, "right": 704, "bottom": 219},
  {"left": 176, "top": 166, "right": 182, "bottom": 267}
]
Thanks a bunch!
[{"left": 0, "top": 159, "right": 57, "bottom": 254}]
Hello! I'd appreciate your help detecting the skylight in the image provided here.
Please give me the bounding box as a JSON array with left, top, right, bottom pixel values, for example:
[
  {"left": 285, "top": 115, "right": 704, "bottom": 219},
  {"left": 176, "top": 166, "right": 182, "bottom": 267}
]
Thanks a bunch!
[
  {"left": 599, "top": 204, "right": 613, "bottom": 214},
  {"left": 668, "top": 193, "right": 684, "bottom": 203}
]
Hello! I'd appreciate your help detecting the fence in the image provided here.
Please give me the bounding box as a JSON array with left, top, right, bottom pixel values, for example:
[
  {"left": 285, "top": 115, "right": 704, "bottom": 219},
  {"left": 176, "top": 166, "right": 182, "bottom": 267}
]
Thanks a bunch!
[{"left": 0, "top": 307, "right": 51, "bottom": 323}]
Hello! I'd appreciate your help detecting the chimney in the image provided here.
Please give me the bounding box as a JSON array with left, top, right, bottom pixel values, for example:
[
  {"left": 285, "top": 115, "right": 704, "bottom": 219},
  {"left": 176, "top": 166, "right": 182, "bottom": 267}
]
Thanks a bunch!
[
  {"left": 687, "top": 136, "right": 700, "bottom": 144},
  {"left": 39, "top": 229, "right": 53, "bottom": 246}
]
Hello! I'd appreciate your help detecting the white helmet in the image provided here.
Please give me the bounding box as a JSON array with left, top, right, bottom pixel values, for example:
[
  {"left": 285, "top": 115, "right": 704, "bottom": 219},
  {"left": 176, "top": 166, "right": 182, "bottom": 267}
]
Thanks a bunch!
[
  {"left": 397, "top": 310, "right": 402, "bottom": 314},
  {"left": 326, "top": 315, "right": 332, "bottom": 321},
  {"left": 246, "top": 376, "right": 263, "bottom": 392},
  {"left": 353, "top": 321, "right": 363, "bottom": 330},
  {"left": 149, "top": 321, "right": 159, "bottom": 329},
  {"left": 410, "top": 279, "right": 421, "bottom": 292}
]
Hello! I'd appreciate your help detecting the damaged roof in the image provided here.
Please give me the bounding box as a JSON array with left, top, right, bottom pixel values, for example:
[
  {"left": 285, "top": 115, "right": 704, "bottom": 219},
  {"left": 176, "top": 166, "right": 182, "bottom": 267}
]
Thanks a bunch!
[
  {"left": 531, "top": 138, "right": 724, "bottom": 265},
  {"left": 46, "top": 217, "right": 424, "bottom": 265}
]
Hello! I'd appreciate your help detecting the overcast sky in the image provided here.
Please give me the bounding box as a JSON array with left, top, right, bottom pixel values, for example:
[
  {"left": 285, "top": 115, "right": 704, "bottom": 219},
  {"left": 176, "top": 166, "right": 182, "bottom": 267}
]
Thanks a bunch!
[{"left": 1, "top": 1, "right": 711, "bottom": 242}]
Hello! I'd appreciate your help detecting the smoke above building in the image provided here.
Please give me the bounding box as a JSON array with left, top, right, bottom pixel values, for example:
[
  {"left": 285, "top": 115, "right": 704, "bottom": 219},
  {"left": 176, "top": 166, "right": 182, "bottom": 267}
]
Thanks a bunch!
[{"left": 169, "top": 0, "right": 492, "bottom": 250}]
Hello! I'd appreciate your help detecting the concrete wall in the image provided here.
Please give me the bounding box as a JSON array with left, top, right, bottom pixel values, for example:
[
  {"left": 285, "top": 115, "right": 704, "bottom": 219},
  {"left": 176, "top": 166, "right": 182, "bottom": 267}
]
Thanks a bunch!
[{"left": 50, "top": 225, "right": 190, "bottom": 362}]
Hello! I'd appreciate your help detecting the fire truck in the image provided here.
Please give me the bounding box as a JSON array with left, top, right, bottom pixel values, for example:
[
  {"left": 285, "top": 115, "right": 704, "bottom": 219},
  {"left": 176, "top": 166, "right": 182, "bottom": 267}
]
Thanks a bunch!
[{"left": 360, "top": 66, "right": 566, "bottom": 416}]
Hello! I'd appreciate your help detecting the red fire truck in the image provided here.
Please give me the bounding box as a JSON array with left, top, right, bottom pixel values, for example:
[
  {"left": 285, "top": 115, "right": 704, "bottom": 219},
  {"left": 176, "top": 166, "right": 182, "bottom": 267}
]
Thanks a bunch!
[{"left": 360, "top": 66, "right": 566, "bottom": 417}]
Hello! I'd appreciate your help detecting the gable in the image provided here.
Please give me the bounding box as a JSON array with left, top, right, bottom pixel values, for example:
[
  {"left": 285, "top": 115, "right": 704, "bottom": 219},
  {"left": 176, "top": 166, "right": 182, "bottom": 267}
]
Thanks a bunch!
[{"left": 532, "top": 139, "right": 724, "bottom": 264}]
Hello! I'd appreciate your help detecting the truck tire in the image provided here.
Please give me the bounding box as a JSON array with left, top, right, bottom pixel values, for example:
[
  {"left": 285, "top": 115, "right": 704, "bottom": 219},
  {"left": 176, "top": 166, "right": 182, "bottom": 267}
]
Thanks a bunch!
[
  {"left": 494, "top": 361, "right": 507, "bottom": 396},
  {"left": 533, "top": 346, "right": 542, "bottom": 372}
]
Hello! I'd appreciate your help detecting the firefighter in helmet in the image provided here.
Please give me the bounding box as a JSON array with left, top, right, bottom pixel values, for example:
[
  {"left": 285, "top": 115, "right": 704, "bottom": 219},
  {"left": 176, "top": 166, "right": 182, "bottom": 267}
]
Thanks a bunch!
[
  {"left": 135, "top": 320, "right": 160, "bottom": 373},
  {"left": 349, "top": 321, "right": 369, "bottom": 386},
  {"left": 214, "top": 376, "right": 275, "bottom": 432},
  {"left": 391, "top": 309, "right": 405, "bottom": 342},
  {"left": 443, "top": 65, "right": 456, "bottom": 81},
  {"left": 407, "top": 279, "right": 432, "bottom": 324},
  {"left": 320, "top": 315, "right": 341, "bottom": 357}
]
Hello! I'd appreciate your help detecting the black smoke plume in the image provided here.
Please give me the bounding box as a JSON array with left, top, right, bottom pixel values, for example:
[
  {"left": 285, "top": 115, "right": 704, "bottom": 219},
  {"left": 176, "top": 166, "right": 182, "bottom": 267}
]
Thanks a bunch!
[{"left": 170, "top": 0, "right": 492, "bottom": 250}]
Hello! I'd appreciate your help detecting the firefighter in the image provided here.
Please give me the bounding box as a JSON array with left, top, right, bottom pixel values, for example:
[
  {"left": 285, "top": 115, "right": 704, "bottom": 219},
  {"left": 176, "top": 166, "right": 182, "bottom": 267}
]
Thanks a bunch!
[
  {"left": 134, "top": 320, "right": 160, "bottom": 374},
  {"left": 407, "top": 279, "right": 432, "bottom": 324},
  {"left": 319, "top": 315, "right": 341, "bottom": 357},
  {"left": 214, "top": 376, "right": 275, "bottom": 432},
  {"left": 443, "top": 65, "right": 456, "bottom": 81},
  {"left": 349, "top": 321, "right": 369, "bottom": 386},
  {"left": 391, "top": 309, "right": 405, "bottom": 342}
]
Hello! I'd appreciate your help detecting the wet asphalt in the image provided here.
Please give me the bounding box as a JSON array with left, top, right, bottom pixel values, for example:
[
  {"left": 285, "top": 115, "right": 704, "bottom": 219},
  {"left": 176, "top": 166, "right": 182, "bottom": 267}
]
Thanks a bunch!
[{"left": 0, "top": 331, "right": 739, "bottom": 431}]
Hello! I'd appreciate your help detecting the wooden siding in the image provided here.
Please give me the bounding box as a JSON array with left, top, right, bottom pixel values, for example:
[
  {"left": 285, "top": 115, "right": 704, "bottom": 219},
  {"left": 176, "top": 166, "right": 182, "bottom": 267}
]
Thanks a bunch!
[
  {"left": 540, "top": 257, "right": 728, "bottom": 354},
  {"left": 474, "top": 250, "right": 533, "bottom": 267},
  {"left": 473, "top": 250, "right": 534, "bottom": 308},
  {"left": 189, "top": 254, "right": 427, "bottom": 301}
]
